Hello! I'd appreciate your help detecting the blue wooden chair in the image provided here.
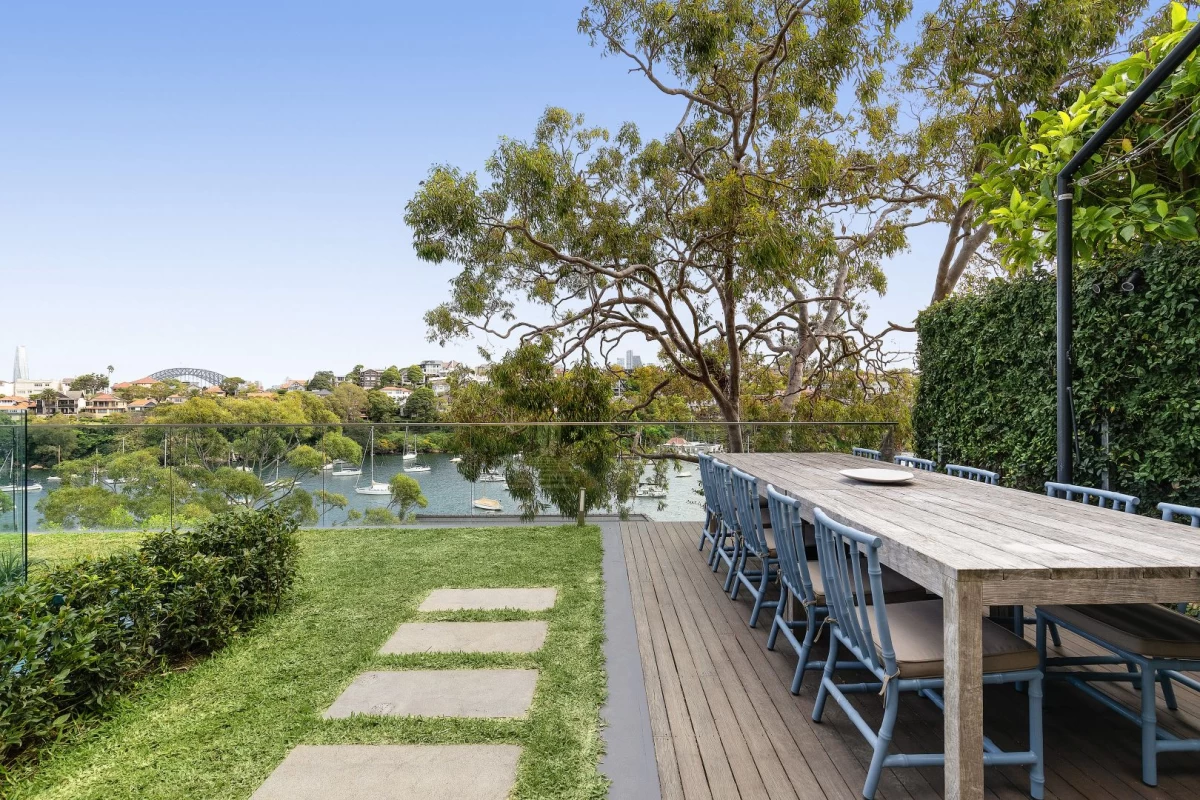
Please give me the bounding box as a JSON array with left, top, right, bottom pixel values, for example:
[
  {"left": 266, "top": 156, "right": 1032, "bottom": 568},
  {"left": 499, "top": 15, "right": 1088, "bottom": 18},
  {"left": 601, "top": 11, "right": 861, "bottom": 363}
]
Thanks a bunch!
[
  {"left": 709, "top": 460, "right": 742, "bottom": 591},
  {"left": 728, "top": 467, "right": 778, "bottom": 628},
  {"left": 852, "top": 447, "right": 881, "bottom": 460},
  {"left": 1159, "top": 501, "right": 1200, "bottom": 527},
  {"left": 946, "top": 463, "right": 999, "bottom": 485},
  {"left": 1037, "top": 603, "right": 1200, "bottom": 786},
  {"left": 696, "top": 453, "right": 722, "bottom": 560},
  {"left": 764, "top": 485, "right": 921, "bottom": 693},
  {"left": 893, "top": 455, "right": 935, "bottom": 471},
  {"left": 810, "top": 507, "right": 1045, "bottom": 800},
  {"left": 1044, "top": 481, "right": 1139, "bottom": 513}
]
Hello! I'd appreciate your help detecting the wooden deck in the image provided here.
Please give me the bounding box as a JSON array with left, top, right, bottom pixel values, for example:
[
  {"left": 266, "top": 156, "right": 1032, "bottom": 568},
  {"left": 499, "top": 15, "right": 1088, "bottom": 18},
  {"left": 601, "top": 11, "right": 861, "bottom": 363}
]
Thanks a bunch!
[{"left": 620, "top": 521, "right": 1200, "bottom": 800}]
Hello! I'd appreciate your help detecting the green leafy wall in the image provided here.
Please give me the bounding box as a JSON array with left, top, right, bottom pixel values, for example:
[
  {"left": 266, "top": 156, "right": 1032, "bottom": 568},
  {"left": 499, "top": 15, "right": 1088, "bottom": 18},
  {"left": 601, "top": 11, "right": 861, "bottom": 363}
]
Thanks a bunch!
[{"left": 914, "top": 245, "right": 1200, "bottom": 511}]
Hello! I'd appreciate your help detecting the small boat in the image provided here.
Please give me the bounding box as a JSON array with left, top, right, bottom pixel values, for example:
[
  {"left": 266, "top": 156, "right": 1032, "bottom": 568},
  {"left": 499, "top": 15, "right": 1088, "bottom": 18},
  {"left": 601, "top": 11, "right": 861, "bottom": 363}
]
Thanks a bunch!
[
  {"left": 480, "top": 469, "right": 506, "bottom": 483},
  {"left": 402, "top": 448, "right": 418, "bottom": 461},
  {"left": 635, "top": 482, "right": 668, "bottom": 499},
  {"left": 473, "top": 497, "right": 502, "bottom": 511},
  {"left": 449, "top": 456, "right": 463, "bottom": 464},
  {"left": 403, "top": 463, "right": 431, "bottom": 473},
  {"left": 321, "top": 462, "right": 335, "bottom": 471},
  {"left": 674, "top": 470, "right": 693, "bottom": 478},
  {"left": 47, "top": 475, "right": 61, "bottom": 482},
  {"left": 331, "top": 465, "right": 362, "bottom": 477},
  {"left": 355, "top": 481, "right": 391, "bottom": 496}
]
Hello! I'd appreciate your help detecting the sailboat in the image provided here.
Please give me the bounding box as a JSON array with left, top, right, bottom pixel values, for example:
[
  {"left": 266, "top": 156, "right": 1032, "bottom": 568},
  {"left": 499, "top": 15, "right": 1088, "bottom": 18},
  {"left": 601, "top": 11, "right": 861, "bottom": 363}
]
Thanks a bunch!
[
  {"left": 331, "top": 458, "right": 361, "bottom": 477},
  {"left": 479, "top": 467, "right": 505, "bottom": 483},
  {"left": 473, "top": 497, "right": 502, "bottom": 511},
  {"left": 0, "top": 452, "right": 41, "bottom": 493},
  {"left": 402, "top": 447, "right": 418, "bottom": 461},
  {"left": 354, "top": 427, "right": 391, "bottom": 496}
]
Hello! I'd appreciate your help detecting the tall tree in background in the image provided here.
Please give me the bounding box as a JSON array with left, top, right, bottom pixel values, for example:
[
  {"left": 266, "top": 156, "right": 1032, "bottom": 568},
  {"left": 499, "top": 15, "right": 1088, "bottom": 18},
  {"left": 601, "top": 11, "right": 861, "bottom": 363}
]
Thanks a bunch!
[
  {"left": 902, "top": 0, "right": 1151, "bottom": 302},
  {"left": 409, "top": 0, "right": 915, "bottom": 449},
  {"left": 68, "top": 373, "right": 109, "bottom": 396},
  {"left": 306, "top": 371, "right": 335, "bottom": 392}
]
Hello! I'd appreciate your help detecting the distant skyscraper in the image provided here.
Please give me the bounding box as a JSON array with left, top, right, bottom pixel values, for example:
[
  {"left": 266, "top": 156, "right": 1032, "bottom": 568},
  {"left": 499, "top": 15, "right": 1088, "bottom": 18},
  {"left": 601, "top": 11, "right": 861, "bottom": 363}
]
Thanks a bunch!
[
  {"left": 624, "top": 350, "right": 642, "bottom": 370},
  {"left": 13, "top": 345, "right": 28, "bottom": 384}
]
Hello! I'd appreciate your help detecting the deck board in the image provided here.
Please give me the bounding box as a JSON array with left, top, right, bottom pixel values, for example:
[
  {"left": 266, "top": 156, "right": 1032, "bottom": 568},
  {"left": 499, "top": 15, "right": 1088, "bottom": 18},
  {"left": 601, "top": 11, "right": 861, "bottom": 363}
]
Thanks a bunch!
[{"left": 622, "top": 521, "right": 1200, "bottom": 800}]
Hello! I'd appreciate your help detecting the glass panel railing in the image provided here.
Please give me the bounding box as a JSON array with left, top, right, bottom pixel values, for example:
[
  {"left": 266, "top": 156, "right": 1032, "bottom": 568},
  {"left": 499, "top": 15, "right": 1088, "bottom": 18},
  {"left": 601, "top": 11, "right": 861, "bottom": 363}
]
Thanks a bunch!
[
  {"left": 1, "top": 413, "right": 29, "bottom": 586},
  {"left": 7, "top": 420, "right": 896, "bottom": 538}
]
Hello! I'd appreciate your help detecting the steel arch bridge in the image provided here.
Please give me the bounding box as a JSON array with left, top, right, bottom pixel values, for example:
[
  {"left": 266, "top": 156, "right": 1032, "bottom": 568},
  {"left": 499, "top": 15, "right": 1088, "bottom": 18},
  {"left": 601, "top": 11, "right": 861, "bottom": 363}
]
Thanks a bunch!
[{"left": 148, "top": 367, "right": 227, "bottom": 387}]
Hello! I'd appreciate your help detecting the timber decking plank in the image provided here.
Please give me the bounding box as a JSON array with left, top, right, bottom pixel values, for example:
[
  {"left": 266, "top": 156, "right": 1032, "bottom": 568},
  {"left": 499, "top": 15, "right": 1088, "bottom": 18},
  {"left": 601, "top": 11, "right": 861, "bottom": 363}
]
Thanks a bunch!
[{"left": 624, "top": 520, "right": 1200, "bottom": 800}]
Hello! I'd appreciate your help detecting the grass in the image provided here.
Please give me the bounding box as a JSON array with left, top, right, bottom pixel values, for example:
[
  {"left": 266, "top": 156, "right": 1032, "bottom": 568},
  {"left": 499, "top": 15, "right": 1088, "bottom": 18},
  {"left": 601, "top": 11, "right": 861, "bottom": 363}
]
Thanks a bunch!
[{"left": 7, "top": 525, "right": 608, "bottom": 799}]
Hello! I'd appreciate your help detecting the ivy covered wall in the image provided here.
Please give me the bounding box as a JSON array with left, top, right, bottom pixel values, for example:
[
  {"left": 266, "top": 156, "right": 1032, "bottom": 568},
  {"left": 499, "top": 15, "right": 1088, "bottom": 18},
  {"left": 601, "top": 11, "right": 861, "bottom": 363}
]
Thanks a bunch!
[{"left": 914, "top": 245, "right": 1200, "bottom": 512}]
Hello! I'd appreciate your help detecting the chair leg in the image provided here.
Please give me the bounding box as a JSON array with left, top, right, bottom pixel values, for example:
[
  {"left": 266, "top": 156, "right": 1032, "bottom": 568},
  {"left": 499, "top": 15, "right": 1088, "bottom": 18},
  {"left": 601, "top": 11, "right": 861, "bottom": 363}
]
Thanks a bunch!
[
  {"left": 792, "top": 606, "right": 818, "bottom": 695},
  {"left": 862, "top": 677, "right": 900, "bottom": 800},
  {"left": 1013, "top": 604, "right": 1024, "bottom": 638},
  {"left": 747, "top": 557, "right": 769, "bottom": 628},
  {"left": 725, "top": 544, "right": 742, "bottom": 596},
  {"left": 767, "top": 585, "right": 787, "bottom": 651},
  {"left": 1029, "top": 675, "right": 1045, "bottom": 800},
  {"left": 1048, "top": 620, "right": 1062, "bottom": 647},
  {"left": 812, "top": 637, "right": 837, "bottom": 723},
  {"left": 698, "top": 511, "right": 711, "bottom": 551},
  {"left": 1141, "top": 665, "right": 1158, "bottom": 786},
  {"left": 1160, "top": 671, "right": 1179, "bottom": 711}
]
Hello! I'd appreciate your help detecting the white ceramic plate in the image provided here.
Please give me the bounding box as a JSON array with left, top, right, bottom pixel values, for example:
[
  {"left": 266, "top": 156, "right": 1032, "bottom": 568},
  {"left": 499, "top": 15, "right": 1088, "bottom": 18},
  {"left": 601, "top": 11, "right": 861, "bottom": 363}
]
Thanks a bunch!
[{"left": 839, "top": 468, "right": 915, "bottom": 485}]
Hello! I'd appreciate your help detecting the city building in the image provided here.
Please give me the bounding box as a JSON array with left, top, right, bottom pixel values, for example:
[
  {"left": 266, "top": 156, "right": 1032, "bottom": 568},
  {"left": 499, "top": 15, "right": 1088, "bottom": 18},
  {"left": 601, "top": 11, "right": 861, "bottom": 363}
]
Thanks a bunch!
[
  {"left": 427, "top": 377, "right": 451, "bottom": 397},
  {"left": 625, "top": 350, "right": 643, "bottom": 370},
  {"left": 419, "top": 360, "right": 461, "bottom": 380},
  {"left": 12, "top": 345, "right": 28, "bottom": 383}
]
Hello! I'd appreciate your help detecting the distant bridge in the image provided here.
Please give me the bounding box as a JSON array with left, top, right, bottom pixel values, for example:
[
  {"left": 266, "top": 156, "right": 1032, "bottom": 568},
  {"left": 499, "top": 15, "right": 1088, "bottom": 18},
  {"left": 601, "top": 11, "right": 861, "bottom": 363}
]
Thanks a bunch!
[{"left": 148, "top": 367, "right": 227, "bottom": 387}]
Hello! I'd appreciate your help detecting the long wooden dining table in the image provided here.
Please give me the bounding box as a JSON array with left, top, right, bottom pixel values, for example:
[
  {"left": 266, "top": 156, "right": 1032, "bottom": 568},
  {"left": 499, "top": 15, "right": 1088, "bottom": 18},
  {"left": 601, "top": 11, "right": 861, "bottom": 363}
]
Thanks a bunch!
[{"left": 719, "top": 452, "right": 1200, "bottom": 800}]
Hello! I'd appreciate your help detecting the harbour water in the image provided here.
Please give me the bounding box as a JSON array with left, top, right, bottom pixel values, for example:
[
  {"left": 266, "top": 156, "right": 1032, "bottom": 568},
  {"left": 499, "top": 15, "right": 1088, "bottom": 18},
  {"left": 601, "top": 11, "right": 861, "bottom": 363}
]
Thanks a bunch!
[{"left": 14, "top": 452, "right": 706, "bottom": 531}]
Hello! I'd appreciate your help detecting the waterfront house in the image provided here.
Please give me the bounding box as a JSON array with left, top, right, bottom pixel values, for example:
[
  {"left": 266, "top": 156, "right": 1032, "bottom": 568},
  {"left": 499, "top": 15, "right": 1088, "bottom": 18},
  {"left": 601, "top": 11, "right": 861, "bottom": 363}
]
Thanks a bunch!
[
  {"left": 128, "top": 398, "right": 158, "bottom": 413},
  {"left": 164, "top": 394, "right": 187, "bottom": 404},
  {"left": 278, "top": 378, "right": 307, "bottom": 392},
  {"left": 80, "top": 393, "right": 128, "bottom": 417},
  {"left": 378, "top": 386, "right": 412, "bottom": 403},
  {"left": 34, "top": 391, "right": 83, "bottom": 416},
  {"left": 0, "top": 396, "right": 32, "bottom": 417},
  {"left": 358, "top": 369, "right": 384, "bottom": 390}
]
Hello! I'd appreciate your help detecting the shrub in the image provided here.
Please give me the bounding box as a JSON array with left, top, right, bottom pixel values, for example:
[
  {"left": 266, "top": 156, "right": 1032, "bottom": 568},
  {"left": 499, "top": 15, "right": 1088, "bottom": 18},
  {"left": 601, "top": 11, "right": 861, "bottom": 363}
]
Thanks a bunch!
[
  {"left": 0, "top": 507, "right": 300, "bottom": 774},
  {"left": 914, "top": 245, "right": 1200, "bottom": 510}
]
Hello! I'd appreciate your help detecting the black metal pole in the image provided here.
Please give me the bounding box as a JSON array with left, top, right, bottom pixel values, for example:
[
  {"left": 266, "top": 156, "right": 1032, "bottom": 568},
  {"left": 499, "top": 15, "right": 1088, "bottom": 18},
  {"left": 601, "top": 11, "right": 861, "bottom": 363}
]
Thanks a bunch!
[{"left": 1055, "top": 21, "right": 1200, "bottom": 484}]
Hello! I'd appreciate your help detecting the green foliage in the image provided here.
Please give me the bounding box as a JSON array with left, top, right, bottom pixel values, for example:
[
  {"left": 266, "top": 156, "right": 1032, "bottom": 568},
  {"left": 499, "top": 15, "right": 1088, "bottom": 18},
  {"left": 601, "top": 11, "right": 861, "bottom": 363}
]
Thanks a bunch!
[
  {"left": 969, "top": 10, "right": 1200, "bottom": 268},
  {"left": 305, "top": 371, "right": 335, "bottom": 392},
  {"left": 405, "top": 365, "right": 425, "bottom": 386},
  {"left": 402, "top": 387, "right": 438, "bottom": 423},
  {"left": 326, "top": 383, "right": 368, "bottom": 422},
  {"left": 365, "top": 390, "right": 397, "bottom": 423},
  {"left": 387, "top": 474, "right": 427, "bottom": 521},
  {"left": 67, "top": 374, "right": 109, "bottom": 396},
  {"left": 361, "top": 507, "right": 399, "bottom": 526},
  {"left": 0, "top": 508, "right": 299, "bottom": 777},
  {"left": 378, "top": 365, "right": 404, "bottom": 387},
  {"left": 915, "top": 245, "right": 1200, "bottom": 510}
]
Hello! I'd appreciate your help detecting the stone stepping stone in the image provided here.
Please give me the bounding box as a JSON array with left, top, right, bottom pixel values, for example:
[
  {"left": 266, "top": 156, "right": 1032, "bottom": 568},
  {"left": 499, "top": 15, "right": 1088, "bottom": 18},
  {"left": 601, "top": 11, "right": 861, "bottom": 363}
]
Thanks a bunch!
[
  {"left": 323, "top": 670, "right": 538, "bottom": 719},
  {"left": 418, "top": 587, "right": 557, "bottom": 612},
  {"left": 380, "top": 621, "right": 548, "bottom": 654},
  {"left": 251, "top": 744, "right": 520, "bottom": 800}
]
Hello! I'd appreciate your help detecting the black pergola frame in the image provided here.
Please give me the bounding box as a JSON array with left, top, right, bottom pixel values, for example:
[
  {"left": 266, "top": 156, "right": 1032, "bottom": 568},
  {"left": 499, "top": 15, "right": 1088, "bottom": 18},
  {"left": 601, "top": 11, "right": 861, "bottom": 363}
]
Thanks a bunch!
[{"left": 1055, "top": 22, "right": 1200, "bottom": 484}]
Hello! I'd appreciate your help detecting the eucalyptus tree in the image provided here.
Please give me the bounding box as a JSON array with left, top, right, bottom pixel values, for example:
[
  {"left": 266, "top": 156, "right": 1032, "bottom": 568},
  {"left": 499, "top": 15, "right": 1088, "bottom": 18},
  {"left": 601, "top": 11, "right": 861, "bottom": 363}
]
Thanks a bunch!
[
  {"left": 408, "top": 0, "right": 918, "bottom": 448},
  {"left": 902, "top": 0, "right": 1151, "bottom": 301}
]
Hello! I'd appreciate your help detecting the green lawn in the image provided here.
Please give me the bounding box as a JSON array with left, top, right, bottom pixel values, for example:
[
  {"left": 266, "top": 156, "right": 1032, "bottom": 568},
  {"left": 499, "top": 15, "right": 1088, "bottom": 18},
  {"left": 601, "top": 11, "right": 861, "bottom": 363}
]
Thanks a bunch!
[{"left": 8, "top": 526, "right": 608, "bottom": 799}]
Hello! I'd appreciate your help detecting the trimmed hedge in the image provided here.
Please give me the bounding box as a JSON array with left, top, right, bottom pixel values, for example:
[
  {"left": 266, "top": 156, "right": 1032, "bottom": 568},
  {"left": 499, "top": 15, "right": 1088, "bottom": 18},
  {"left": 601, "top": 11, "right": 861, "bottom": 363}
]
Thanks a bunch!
[
  {"left": 0, "top": 507, "right": 299, "bottom": 774},
  {"left": 914, "top": 245, "right": 1200, "bottom": 511}
]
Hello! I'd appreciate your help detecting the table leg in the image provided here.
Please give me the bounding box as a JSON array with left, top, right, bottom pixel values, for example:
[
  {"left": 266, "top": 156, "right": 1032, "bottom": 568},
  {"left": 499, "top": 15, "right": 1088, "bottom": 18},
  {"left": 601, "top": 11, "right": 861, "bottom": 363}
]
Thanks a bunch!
[{"left": 944, "top": 578, "right": 984, "bottom": 800}]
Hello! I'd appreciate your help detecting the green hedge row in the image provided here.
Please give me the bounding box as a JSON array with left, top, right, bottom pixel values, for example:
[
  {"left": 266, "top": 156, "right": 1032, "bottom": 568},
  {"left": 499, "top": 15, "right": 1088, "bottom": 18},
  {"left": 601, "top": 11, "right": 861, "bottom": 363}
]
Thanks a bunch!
[
  {"left": 0, "top": 508, "right": 300, "bottom": 775},
  {"left": 915, "top": 245, "right": 1200, "bottom": 511}
]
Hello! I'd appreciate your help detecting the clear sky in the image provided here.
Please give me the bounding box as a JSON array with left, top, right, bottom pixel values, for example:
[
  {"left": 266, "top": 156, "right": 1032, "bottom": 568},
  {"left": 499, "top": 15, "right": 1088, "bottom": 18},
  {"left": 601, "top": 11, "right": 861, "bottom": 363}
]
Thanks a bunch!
[{"left": 2, "top": 1, "right": 936, "bottom": 386}]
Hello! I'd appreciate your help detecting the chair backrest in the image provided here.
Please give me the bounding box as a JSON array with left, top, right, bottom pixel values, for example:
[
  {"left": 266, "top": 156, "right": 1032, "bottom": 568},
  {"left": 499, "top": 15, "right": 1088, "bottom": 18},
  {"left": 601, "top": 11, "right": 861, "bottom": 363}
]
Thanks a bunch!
[
  {"left": 1045, "top": 481, "right": 1139, "bottom": 513},
  {"left": 852, "top": 447, "right": 881, "bottom": 460},
  {"left": 766, "top": 484, "right": 819, "bottom": 603},
  {"left": 894, "top": 455, "right": 935, "bottom": 472},
  {"left": 710, "top": 459, "right": 740, "bottom": 536},
  {"left": 945, "top": 464, "right": 999, "bottom": 485},
  {"left": 698, "top": 452, "right": 720, "bottom": 516},
  {"left": 1159, "top": 502, "right": 1200, "bottom": 527},
  {"left": 730, "top": 467, "right": 770, "bottom": 556},
  {"left": 812, "top": 507, "right": 893, "bottom": 677}
]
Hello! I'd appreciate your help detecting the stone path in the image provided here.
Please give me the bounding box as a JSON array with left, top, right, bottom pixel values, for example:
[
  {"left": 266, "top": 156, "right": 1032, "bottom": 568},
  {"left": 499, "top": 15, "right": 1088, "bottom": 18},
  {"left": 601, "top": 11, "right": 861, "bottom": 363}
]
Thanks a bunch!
[
  {"left": 323, "top": 669, "right": 539, "bottom": 719},
  {"left": 255, "top": 587, "right": 558, "bottom": 798},
  {"left": 380, "top": 620, "right": 549, "bottom": 654},
  {"left": 251, "top": 745, "right": 521, "bottom": 800}
]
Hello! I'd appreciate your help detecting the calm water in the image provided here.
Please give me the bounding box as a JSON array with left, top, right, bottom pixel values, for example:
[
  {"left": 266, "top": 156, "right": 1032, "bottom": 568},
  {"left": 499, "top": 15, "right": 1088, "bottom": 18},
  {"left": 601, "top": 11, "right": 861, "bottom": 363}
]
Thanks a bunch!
[{"left": 14, "top": 452, "right": 706, "bottom": 531}]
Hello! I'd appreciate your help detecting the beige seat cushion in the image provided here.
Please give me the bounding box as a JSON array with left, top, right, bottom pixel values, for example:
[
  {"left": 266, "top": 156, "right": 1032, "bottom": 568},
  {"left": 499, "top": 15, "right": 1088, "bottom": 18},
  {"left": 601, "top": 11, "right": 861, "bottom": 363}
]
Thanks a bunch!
[
  {"left": 867, "top": 599, "right": 1039, "bottom": 678},
  {"left": 1042, "top": 604, "right": 1200, "bottom": 659},
  {"left": 806, "top": 562, "right": 929, "bottom": 606}
]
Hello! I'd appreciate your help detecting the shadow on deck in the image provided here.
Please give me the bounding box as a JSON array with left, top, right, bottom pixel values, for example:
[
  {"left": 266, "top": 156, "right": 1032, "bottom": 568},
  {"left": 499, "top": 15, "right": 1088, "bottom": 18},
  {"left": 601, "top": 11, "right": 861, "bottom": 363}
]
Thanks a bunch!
[{"left": 620, "top": 521, "right": 1200, "bottom": 800}]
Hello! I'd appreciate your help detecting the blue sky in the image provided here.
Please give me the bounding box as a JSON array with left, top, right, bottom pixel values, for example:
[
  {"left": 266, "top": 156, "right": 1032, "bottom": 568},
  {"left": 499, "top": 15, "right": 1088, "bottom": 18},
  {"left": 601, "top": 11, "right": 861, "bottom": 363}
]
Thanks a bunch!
[{"left": 2, "top": 1, "right": 937, "bottom": 386}]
